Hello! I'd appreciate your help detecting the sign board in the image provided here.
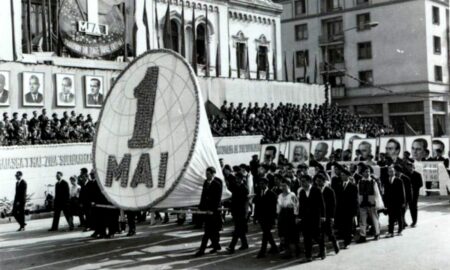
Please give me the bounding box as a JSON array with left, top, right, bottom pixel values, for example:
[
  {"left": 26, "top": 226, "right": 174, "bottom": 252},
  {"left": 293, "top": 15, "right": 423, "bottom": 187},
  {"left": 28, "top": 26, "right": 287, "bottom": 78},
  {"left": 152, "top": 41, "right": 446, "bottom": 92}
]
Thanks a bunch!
[{"left": 214, "top": 135, "right": 262, "bottom": 167}]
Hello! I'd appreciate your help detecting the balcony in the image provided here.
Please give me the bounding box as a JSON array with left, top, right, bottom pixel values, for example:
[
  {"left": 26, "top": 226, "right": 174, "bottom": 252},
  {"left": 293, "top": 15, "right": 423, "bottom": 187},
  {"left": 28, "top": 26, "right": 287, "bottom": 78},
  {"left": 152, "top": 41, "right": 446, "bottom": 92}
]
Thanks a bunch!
[
  {"left": 318, "top": 33, "right": 345, "bottom": 45},
  {"left": 320, "top": 5, "right": 343, "bottom": 14},
  {"left": 319, "top": 62, "right": 346, "bottom": 74}
]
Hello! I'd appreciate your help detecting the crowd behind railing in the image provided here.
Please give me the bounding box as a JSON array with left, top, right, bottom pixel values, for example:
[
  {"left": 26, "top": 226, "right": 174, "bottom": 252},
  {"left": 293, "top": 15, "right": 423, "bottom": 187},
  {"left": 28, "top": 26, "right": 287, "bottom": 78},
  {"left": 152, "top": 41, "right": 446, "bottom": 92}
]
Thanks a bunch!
[
  {"left": 209, "top": 102, "right": 394, "bottom": 142},
  {"left": 0, "top": 109, "right": 96, "bottom": 146}
]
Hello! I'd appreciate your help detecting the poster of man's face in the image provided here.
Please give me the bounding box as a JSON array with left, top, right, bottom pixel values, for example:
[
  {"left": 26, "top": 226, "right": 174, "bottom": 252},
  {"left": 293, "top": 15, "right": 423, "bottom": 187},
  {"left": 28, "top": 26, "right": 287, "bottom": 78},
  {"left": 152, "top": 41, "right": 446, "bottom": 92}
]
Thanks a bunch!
[
  {"left": 311, "top": 140, "right": 333, "bottom": 162},
  {"left": 332, "top": 139, "right": 343, "bottom": 151},
  {"left": 260, "top": 144, "right": 279, "bottom": 165},
  {"left": 288, "top": 141, "right": 310, "bottom": 165},
  {"left": 23, "top": 72, "right": 45, "bottom": 107},
  {"left": 85, "top": 75, "right": 104, "bottom": 108},
  {"left": 379, "top": 136, "right": 404, "bottom": 160},
  {"left": 432, "top": 138, "right": 449, "bottom": 158},
  {"left": 0, "top": 71, "right": 10, "bottom": 106},
  {"left": 56, "top": 74, "right": 76, "bottom": 107},
  {"left": 343, "top": 132, "right": 367, "bottom": 150},
  {"left": 352, "top": 138, "right": 377, "bottom": 161},
  {"left": 405, "top": 135, "right": 432, "bottom": 162}
]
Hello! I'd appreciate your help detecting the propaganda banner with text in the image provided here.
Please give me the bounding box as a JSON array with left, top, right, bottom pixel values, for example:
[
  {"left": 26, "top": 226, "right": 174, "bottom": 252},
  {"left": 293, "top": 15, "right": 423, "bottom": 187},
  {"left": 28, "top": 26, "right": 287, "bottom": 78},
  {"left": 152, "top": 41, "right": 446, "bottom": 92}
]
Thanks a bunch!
[{"left": 214, "top": 135, "right": 263, "bottom": 167}]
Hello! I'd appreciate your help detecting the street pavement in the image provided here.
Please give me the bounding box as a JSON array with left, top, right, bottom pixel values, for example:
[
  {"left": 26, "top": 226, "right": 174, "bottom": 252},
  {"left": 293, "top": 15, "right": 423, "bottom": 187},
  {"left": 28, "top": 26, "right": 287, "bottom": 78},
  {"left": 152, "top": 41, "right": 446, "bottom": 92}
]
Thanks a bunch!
[{"left": 0, "top": 197, "right": 449, "bottom": 270}]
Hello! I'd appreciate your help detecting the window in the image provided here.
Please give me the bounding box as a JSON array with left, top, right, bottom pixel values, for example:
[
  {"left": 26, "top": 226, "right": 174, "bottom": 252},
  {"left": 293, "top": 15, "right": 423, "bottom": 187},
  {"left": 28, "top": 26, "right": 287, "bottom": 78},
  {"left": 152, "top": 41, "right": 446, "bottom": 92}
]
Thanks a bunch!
[
  {"left": 322, "top": 0, "right": 342, "bottom": 12},
  {"left": 296, "top": 50, "right": 309, "bottom": 67},
  {"left": 389, "top": 102, "right": 423, "bottom": 113},
  {"left": 357, "top": 13, "right": 371, "bottom": 31},
  {"left": 236, "top": 43, "right": 247, "bottom": 70},
  {"left": 432, "top": 6, "right": 440, "bottom": 25},
  {"left": 257, "top": 46, "right": 268, "bottom": 71},
  {"left": 432, "top": 101, "right": 447, "bottom": 113},
  {"left": 196, "top": 24, "right": 207, "bottom": 65},
  {"left": 390, "top": 115, "right": 425, "bottom": 135},
  {"left": 170, "top": 20, "right": 180, "bottom": 53},
  {"left": 325, "top": 19, "right": 343, "bottom": 40},
  {"left": 433, "top": 114, "right": 446, "bottom": 136},
  {"left": 355, "top": 104, "right": 382, "bottom": 115},
  {"left": 435, "top": 65, "right": 443, "bottom": 82},
  {"left": 358, "top": 42, "right": 372, "bottom": 59},
  {"left": 295, "top": 0, "right": 307, "bottom": 16},
  {"left": 358, "top": 70, "right": 373, "bottom": 86},
  {"left": 356, "top": 0, "right": 369, "bottom": 5},
  {"left": 295, "top": 24, "right": 308, "bottom": 40},
  {"left": 327, "top": 46, "right": 344, "bottom": 64},
  {"left": 434, "top": 36, "right": 441, "bottom": 54}
]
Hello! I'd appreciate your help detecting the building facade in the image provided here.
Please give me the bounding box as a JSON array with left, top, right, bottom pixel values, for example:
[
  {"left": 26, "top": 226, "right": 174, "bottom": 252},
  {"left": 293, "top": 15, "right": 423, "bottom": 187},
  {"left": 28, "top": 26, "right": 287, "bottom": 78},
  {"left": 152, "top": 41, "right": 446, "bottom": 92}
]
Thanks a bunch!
[
  {"left": 276, "top": 0, "right": 450, "bottom": 136},
  {"left": 0, "top": 0, "right": 329, "bottom": 120}
]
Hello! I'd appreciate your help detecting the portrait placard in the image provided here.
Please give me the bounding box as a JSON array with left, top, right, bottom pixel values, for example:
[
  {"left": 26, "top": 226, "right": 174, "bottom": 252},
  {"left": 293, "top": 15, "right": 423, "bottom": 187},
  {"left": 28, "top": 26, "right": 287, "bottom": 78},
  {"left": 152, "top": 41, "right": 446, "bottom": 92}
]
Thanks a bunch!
[
  {"left": 85, "top": 75, "right": 104, "bottom": 108},
  {"left": 431, "top": 137, "right": 449, "bottom": 159},
  {"left": 260, "top": 144, "right": 280, "bottom": 165},
  {"left": 288, "top": 141, "right": 310, "bottom": 165},
  {"left": 23, "top": 72, "right": 45, "bottom": 107},
  {"left": 311, "top": 140, "right": 333, "bottom": 162},
  {"left": 0, "top": 71, "right": 10, "bottom": 106},
  {"left": 379, "top": 136, "right": 405, "bottom": 160},
  {"left": 56, "top": 74, "right": 76, "bottom": 107},
  {"left": 332, "top": 139, "right": 343, "bottom": 151},
  {"left": 405, "top": 135, "right": 432, "bottom": 161},
  {"left": 352, "top": 138, "right": 377, "bottom": 161},
  {"left": 343, "top": 132, "right": 367, "bottom": 151}
]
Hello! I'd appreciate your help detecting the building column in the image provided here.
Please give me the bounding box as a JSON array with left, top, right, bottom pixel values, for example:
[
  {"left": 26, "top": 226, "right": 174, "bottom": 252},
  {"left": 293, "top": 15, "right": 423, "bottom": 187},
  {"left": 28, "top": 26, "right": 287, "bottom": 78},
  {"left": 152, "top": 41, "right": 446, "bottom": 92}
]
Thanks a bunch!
[
  {"left": 424, "top": 99, "right": 433, "bottom": 135},
  {"left": 382, "top": 103, "right": 389, "bottom": 126}
]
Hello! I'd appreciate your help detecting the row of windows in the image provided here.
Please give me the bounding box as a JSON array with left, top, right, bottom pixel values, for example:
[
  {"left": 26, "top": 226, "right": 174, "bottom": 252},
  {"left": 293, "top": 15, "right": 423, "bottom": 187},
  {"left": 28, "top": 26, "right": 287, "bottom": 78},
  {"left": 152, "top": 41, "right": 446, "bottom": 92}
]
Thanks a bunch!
[
  {"left": 294, "top": 12, "right": 372, "bottom": 41},
  {"left": 294, "top": 0, "right": 370, "bottom": 16}
]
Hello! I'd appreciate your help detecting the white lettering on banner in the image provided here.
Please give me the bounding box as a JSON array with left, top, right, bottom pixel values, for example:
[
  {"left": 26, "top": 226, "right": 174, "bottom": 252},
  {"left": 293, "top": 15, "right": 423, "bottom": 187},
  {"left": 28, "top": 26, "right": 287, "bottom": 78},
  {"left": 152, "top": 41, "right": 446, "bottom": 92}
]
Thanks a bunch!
[
  {"left": 214, "top": 136, "right": 263, "bottom": 167},
  {"left": 0, "top": 154, "right": 92, "bottom": 170}
]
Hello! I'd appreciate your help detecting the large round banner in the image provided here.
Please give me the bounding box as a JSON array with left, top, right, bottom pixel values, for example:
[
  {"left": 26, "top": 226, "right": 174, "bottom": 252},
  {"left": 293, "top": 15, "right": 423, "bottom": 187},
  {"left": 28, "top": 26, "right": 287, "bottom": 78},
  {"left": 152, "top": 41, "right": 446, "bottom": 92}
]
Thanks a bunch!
[{"left": 94, "top": 49, "right": 228, "bottom": 210}]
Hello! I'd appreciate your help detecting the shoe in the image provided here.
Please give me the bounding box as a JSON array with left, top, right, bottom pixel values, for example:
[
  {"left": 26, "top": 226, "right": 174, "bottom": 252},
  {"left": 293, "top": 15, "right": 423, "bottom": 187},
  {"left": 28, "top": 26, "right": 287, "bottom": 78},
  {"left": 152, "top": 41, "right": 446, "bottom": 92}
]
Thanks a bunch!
[
  {"left": 356, "top": 236, "right": 366, "bottom": 243},
  {"left": 209, "top": 247, "right": 221, "bottom": 254},
  {"left": 48, "top": 228, "right": 58, "bottom": 232},
  {"left": 320, "top": 253, "right": 326, "bottom": 260},
  {"left": 411, "top": 222, "right": 417, "bottom": 228},
  {"left": 226, "top": 247, "right": 235, "bottom": 254},
  {"left": 17, "top": 227, "right": 25, "bottom": 231},
  {"left": 256, "top": 252, "right": 266, "bottom": 259},
  {"left": 126, "top": 231, "right": 136, "bottom": 237},
  {"left": 238, "top": 245, "right": 249, "bottom": 251},
  {"left": 404, "top": 223, "right": 409, "bottom": 228},
  {"left": 334, "top": 244, "right": 340, "bottom": 254},
  {"left": 194, "top": 250, "right": 205, "bottom": 257},
  {"left": 374, "top": 235, "right": 380, "bottom": 241},
  {"left": 385, "top": 233, "right": 394, "bottom": 238},
  {"left": 305, "top": 257, "right": 313, "bottom": 262},
  {"left": 69, "top": 227, "right": 74, "bottom": 231}
]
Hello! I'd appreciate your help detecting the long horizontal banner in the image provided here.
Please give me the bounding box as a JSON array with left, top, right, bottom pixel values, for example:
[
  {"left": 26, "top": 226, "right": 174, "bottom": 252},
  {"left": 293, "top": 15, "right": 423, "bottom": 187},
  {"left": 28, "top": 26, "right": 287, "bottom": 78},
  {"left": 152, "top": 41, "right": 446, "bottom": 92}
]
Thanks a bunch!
[
  {"left": 0, "top": 143, "right": 93, "bottom": 210},
  {"left": 214, "top": 135, "right": 263, "bottom": 167}
]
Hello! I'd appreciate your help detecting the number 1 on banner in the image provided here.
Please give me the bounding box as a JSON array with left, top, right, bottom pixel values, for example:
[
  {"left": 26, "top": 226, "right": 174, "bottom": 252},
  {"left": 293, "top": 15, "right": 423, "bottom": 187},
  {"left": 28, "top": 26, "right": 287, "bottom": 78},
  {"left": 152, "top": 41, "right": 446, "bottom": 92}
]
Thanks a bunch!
[{"left": 128, "top": 66, "right": 159, "bottom": 149}]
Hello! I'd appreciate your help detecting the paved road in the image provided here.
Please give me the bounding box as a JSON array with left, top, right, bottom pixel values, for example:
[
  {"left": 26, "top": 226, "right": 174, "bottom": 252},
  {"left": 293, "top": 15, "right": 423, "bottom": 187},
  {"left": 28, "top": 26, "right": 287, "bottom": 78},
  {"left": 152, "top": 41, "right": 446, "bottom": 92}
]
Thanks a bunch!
[{"left": 0, "top": 197, "right": 449, "bottom": 270}]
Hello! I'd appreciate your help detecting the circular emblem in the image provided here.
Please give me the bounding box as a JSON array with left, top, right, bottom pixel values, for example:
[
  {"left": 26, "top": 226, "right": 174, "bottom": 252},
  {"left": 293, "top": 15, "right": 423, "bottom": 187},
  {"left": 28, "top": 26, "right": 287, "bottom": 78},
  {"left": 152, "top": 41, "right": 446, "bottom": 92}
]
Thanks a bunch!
[
  {"left": 59, "top": 0, "right": 125, "bottom": 58},
  {"left": 94, "top": 50, "right": 200, "bottom": 210}
]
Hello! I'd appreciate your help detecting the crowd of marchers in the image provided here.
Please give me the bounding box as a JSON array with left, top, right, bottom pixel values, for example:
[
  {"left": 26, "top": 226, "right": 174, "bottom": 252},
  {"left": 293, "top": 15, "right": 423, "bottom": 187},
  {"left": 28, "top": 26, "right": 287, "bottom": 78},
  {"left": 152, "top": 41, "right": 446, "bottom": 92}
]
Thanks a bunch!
[
  {"left": 209, "top": 102, "right": 393, "bottom": 142},
  {"left": 0, "top": 109, "right": 96, "bottom": 145}
]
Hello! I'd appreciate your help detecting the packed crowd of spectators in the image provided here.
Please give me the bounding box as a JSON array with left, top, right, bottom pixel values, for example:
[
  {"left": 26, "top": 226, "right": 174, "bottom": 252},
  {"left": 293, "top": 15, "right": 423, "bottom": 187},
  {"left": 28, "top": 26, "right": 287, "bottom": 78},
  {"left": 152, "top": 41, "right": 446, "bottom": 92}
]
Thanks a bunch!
[
  {"left": 209, "top": 102, "right": 393, "bottom": 142},
  {"left": 0, "top": 109, "right": 96, "bottom": 146}
]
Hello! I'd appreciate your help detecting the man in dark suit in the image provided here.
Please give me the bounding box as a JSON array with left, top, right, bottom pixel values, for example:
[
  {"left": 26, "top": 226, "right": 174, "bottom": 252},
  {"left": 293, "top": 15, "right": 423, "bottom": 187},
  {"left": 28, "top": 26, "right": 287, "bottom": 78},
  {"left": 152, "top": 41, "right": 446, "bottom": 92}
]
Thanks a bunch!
[
  {"left": 254, "top": 177, "right": 278, "bottom": 258},
  {"left": 12, "top": 171, "right": 27, "bottom": 231},
  {"left": 58, "top": 77, "right": 75, "bottom": 103},
  {"left": 49, "top": 172, "right": 74, "bottom": 231},
  {"left": 0, "top": 73, "right": 9, "bottom": 103},
  {"left": 25, "top": 75, "right": 44, "bottom": 104},
  {"left": 226, "top": 172, "right": 249, "bottom": 253},
  {"left": 385, "top": 165, "right": 406, "bottom": 237},
  {"left": 298, "top": 174, "right": 325, "bottom": 262},
  {"left": 399, "top": 167, "right": 412, "bottom": 228},
  {"left": 330, "top": 163, "right": 344, "bottom": 236},
  {"left": 87, "top": 78, "right": 104, "bottom": 105},
  {"left": 315, "top": 173, "right": 339, "bottom": 256},
  {"left": 405, "top": 162, "right": 423, "bottom": 227},
  {"left": 340, "top": 169, "right": 359, "bottom": 248},
  {"left": 195, "top": 167, "right": 223, "bottom": 257}
]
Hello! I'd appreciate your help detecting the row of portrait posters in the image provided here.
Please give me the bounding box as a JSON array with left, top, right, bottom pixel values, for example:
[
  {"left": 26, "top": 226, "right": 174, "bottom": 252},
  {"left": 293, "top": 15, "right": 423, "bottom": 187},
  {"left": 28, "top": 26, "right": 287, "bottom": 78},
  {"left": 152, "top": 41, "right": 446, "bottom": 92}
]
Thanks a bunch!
[
  {"left": 260, "top": 134, "right": 450, "bottom": 165},
  {"left": 0, "top": 71, "right": 116, "bottom": 107}
]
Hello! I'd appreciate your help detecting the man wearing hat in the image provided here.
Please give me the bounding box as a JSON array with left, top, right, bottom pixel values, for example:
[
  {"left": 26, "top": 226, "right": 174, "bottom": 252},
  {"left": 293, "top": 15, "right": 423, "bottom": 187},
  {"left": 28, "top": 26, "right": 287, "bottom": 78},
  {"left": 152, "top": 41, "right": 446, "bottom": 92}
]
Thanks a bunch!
[{"left": 195, "top": 167, "right": 223, "bottom": 257}]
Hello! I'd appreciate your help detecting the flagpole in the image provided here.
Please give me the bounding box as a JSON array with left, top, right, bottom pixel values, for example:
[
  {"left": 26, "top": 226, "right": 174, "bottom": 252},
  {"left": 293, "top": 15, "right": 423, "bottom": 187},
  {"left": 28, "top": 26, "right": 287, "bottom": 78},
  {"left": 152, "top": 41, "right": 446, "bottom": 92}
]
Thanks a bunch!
[
  {"left": 228, "top": 44, "right": 232, "bottom": 78},
  {"left": 256, "top": 47, "right": 260, "bottom": 80},
  {"left": 162, "top": 1, "right": 172, "bottom": 50},
  {"left": 284, "top": 52, "right": 288, "bottom": 82},
  {"left": 10, "top": 0, "right": 17, "bottom": 60},
  {"left": 191, "top": 5, "right": 197, "bottom": 74},
  {"left": 143, "top": 0, "right": 150, "bottom": 51},
  {"left": 205, "top": 5, "right": 210, "bottom": 77},
  {"left": 181, "top": 0, "right": 186, "bottom": 57},
  {"left": 155, "top": 0, "right": 160, "bottom": 49},
  {"left": 292, "top": 52, "right": 296, "bottom": 83},
  {"left": 122, "top": 3, "right": 128, "bottom": 61}
]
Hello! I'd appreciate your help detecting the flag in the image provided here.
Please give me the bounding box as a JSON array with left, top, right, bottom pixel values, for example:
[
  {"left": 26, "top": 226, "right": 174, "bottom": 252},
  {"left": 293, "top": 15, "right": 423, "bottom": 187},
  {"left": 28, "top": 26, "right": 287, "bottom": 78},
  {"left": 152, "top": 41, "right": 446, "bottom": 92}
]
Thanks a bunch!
[
  {"left": 284, "top": 52, "right": 288, "bottom": 82},
  {"left": 314, "top": 55, "right": 318, "bottom": 84},
  {"left": 273, "top": 49, "right": 277, "bottom": 81},
  {"left": 256, "top": 47, "right": 260, "bottom": 80},
  {"left": 180, "top": 0, "right": 185, "bottom": 57},
  {"left": 162, "top": 2, "right": 172, "bottom": 50},
  {"left": 205, "top": 6, "right": 210, "bottom": 77},
  {"left": 10, "top": 0, "right": 17, "bottom": 59},
  {"left": 154, "top": 0, "right": 160, "bottom": 49},
  {"left": 143, "top": 0, "right": 150, "bottom": 51},
  {"left": 191, "top": 6, "right": 197, "bottom": 74},
  {"left": 216, "top": 43, "right": 221, "bottom": 77},
  {"left": 228, "top": 44, "right": 232, "bottom": 78}
]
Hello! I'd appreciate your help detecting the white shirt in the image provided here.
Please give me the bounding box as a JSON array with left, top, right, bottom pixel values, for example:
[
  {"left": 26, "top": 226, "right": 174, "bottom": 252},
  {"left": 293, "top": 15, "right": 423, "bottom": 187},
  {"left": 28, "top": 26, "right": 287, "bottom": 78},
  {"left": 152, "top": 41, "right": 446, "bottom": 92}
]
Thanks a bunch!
[
  {"left": 277, "top": 191, "right": 299, "bottom": 215},
  {"left": 70, "top": 183, "right": 81, "bottom": 198}
]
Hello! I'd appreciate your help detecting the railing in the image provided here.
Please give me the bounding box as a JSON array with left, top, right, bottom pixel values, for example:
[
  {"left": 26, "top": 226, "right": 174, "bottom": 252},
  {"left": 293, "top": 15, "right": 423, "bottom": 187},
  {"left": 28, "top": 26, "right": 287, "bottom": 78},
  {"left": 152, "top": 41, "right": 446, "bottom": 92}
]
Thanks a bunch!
[
  {"left": 319, "top": 62, "right": 345, "bottom": 73},
  {"left": 318, "top": 33, "right": 345, "bottom": 44}
]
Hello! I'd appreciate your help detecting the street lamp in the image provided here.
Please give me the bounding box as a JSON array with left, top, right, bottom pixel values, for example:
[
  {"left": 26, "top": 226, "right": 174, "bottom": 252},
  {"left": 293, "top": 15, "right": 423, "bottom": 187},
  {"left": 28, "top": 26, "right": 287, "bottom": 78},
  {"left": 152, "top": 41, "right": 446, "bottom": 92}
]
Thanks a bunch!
[{"left": 324, "top": 21, "right": 379, "bottom": 103}]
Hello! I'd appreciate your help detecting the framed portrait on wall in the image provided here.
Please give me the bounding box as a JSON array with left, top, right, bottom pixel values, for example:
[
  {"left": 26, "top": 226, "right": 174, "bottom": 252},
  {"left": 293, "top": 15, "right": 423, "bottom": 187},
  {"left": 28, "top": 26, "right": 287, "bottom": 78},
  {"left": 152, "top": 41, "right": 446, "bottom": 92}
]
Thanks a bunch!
[
  {"left": 23, "top": 72, "right": 45, "bottom": 107},
  {"left": 85, "top": 75, "right": 104, "bottom": 108},
  {"left": 0, "top": 71, "right": 10, "bottom": 106},
  {"left": 55, "top": 74, "right": 76, "bottom": 107}
]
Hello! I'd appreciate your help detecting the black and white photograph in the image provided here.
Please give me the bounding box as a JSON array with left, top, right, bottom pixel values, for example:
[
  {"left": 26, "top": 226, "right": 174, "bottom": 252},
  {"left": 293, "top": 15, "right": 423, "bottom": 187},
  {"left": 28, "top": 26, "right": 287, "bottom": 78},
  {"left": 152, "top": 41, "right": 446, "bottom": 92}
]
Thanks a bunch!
[
  {"left": 22, "top": 71, "right": 44, "bottom": 107},
  {"left": 405, "top": 135, "right": 433, "bottom": 162},
  {"left": 379, "top": 136, "right": 405, "bottom": 160},
  {"left": 0, "top": 70, "right": 10, "bottom": 106},
  {"left": 85, "top": 75, "right": 104, "bottom": 108},
  {"left": 55, "top": 74, "right": 76, "bottom": 107},
  {"left": 288, "top": 141, "right": 310, "bottom": 165},
  {"left": 311, "top": 140, "right": 333, "bottom": 162},
  {"left": 1, "top": 1, "right": 450, "bottom": 270}
]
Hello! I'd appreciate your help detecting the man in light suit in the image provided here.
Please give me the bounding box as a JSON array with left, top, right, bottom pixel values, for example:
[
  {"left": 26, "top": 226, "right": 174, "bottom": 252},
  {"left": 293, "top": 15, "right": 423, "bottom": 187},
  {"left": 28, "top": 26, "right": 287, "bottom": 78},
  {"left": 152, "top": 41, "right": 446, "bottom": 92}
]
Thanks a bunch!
[
  {"left": 87, "top": 78, "right": 104, "bottom": 105},
  {"left": 58, "top": 77, "right": 75, "bottom": 104},
  {"left": 0, "top": 74, "right": 9, "bottom": 103},
  {"left": 25, "top": 75, "right": 44, "bottom": 104},
  {"left": 13, "top": 171, "right": 27, "bottom": 231}
]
